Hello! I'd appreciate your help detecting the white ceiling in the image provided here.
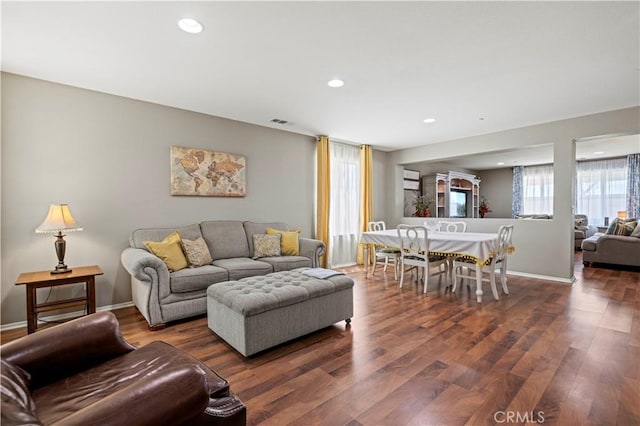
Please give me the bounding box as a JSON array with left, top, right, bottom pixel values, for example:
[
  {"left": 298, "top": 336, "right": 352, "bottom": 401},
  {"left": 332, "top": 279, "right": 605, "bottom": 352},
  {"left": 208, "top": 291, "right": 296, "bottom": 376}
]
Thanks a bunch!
[{"left": 2, "top": 1, "right": 639, "bottom": 152}]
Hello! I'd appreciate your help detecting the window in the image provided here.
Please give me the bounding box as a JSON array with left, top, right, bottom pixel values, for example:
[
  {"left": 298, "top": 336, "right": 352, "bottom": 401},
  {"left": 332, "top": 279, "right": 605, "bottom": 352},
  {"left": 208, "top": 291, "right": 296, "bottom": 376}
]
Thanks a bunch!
[
  {"left": 328, "top": 142, "right": 360, "bottom": 267},
  {"left": 576, "top": 158, "right": 628, "bottom": 225},
  {"left": 522, "top": 164, "right": 554, "bottom": 215}
]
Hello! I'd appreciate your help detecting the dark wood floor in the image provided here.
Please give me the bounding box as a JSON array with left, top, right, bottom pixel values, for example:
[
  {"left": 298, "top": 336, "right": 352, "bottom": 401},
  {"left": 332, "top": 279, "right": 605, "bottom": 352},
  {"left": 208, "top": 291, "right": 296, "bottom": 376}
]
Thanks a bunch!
[{"left": 3, "top": 255, "right": 639, "bottom": 425}]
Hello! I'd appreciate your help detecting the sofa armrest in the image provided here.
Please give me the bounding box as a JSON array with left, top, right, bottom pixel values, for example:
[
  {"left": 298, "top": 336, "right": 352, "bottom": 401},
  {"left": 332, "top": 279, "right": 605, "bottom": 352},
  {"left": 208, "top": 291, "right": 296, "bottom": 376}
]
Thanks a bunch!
[
  {"left": 121, "top": 247, "right": 171, "bottom": 327},
  {"left": 51, "top": 364, "right": 210, "bottom": 426},
  {"left": 299, "top": 237, "right": 326, "bottom": 267},
  {"left": 0, "top": 312, "right": 135, "bottom": 389},
  {"left": 121, "top": 247, "right": 169, "bottom": 283}
]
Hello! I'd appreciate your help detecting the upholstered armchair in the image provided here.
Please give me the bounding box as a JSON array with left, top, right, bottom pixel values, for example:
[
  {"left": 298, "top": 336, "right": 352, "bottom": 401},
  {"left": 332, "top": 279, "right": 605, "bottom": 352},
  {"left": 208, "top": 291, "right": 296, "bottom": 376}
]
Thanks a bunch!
[
  {"left": 1, "top": 311, "right": 246, "bottom": 426},
  {"left": 574, "top": 214, "right": 596, "bottom": 250}
]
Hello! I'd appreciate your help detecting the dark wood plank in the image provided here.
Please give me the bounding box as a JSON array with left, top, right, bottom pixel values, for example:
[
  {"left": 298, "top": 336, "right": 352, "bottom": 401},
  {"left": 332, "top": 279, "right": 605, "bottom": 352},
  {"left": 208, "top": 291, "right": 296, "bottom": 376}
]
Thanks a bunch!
[{"left": 2, "top": 253, "right": 638, "bottom": 425}]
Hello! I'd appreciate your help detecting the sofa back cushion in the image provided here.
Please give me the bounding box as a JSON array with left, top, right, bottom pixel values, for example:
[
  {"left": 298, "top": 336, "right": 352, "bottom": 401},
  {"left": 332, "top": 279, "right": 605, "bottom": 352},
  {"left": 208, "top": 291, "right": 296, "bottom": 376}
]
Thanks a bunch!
[
  {"left": 243, "top": 222, "right": 288, "bottom": 257},
  {"left": 1, "top": 359, "right": 42, "bottom": 425},
  {"left": 200, "top": 221, "right": 250, "bottom": 260},
  {"left": 130, "top": 224, "right": 203, "bottom": 250}
]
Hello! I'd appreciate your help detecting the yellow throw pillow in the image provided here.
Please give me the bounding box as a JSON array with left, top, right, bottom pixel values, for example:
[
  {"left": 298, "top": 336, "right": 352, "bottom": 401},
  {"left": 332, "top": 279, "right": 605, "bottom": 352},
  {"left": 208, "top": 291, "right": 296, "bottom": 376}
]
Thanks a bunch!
[
  {"left": 266, "top": 227, "right": 300, "bottom": 256},
  {"left": 144, "top": 231, "right": 188, "bottom": 272}
]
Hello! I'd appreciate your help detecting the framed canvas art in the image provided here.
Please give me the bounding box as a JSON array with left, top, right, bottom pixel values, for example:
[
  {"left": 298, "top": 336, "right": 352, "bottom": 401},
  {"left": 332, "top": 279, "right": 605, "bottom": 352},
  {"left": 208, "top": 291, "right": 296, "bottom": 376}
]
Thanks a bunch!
[{"left": 170, "top": 146, "right": 246, "bottom": 197}]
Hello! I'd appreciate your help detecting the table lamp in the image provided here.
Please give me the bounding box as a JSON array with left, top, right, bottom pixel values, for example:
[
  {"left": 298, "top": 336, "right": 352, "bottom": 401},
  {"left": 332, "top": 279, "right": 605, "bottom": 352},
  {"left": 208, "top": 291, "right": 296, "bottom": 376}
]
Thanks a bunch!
[
  {"left": 617, "top": 211, "right": 628, "bottom": 219},
  {"left": 36, "top": 204, "right": 83, "bottom": 274}
]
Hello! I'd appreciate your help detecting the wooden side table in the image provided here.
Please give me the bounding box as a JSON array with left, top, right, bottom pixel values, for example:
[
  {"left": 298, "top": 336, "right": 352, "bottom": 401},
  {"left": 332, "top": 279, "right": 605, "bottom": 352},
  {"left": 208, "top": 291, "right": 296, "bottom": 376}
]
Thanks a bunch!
[{"left": 15, "top": 265, "right": 104, "bottom": 334}]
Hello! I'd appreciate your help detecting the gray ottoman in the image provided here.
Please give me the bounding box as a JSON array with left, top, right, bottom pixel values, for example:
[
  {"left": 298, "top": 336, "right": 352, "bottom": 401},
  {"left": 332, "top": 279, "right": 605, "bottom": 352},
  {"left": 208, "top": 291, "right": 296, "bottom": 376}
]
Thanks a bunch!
[{"left": 206, "top": 268, "right": 354, "bottom": 356}]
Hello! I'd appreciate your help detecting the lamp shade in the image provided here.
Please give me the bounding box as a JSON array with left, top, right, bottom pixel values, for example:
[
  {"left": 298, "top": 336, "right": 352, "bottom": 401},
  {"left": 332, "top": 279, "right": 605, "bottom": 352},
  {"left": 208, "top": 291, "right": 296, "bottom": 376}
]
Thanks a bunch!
[
  {"left": 617, "top": 210, "right": 628, "bottom": 219},
  {"left": 36, "top": 204, "right": 83, "bottom": 234}
]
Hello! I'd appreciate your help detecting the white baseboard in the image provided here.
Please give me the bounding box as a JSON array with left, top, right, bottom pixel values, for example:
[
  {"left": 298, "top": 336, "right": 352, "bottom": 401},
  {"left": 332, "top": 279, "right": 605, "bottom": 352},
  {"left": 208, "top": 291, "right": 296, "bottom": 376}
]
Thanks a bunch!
[
  {"left": 0, "top": 301, "right": 135, "bottom": 332},
  {"left": 507, "top": 270, "right": 574, "bottom": 284}
]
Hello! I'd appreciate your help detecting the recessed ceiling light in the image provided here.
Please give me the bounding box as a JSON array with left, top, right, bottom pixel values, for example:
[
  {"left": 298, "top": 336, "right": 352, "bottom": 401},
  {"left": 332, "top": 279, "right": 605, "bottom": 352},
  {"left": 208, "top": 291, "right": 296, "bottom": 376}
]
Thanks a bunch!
[
  {"left": 497, "top": 162, "right": 505, "bottom": 165},
  {"left": 593, "top": 151, "right": 604, "bottom": 155},
  {"left": 423, "top": 118, "right": 436, "bottom": 124},
  {"left": 327, "top": 79, "right": 344, "bottom": 88},
  {"left": 178, "top": 18, "right": 204, "bottom": 34}
]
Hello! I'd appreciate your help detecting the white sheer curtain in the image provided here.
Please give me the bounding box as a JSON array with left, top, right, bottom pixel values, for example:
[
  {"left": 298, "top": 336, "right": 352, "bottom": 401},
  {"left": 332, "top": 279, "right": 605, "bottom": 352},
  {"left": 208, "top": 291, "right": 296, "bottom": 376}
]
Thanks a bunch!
[
  {"left": 522, "top": 164, "right": 554, "bottom": 214},
  {"left": 328, "top": 142, "right": 360, "bottom": 268},
  {"left": 576, "top": 158, "right": 627, "bottom": 225}
]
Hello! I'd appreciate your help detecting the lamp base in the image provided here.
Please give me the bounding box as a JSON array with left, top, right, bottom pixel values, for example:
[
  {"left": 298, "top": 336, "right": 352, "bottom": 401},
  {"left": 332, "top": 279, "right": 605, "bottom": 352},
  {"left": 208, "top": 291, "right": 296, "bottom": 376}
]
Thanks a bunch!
[
  {"left": 51, "top": 233, "right": 72, "bottom": 274},
  {"left": 51, "top": 265, "right": 72, "bottom": 274}
]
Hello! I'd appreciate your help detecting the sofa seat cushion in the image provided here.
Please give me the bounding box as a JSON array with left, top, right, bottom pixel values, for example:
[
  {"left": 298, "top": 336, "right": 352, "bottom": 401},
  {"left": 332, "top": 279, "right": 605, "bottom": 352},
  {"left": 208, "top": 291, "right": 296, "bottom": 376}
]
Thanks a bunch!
[
  {"left": 581, "top": 235, "right": 599, "bottom": 251},
  {"left": 31, "top": 341, "right": 230, "bottom": 425},
  {"left": 575, "top": 228, "right": 587, "bottom": 239},
  {"left": 260, "top": 256, "right": 312, "bottom": 272},
  {"left": 212, "top": 258, "right": 273, "bottom": 280},
  {"left": 170, "top": 265, "right": 229, "bottom": 293}
]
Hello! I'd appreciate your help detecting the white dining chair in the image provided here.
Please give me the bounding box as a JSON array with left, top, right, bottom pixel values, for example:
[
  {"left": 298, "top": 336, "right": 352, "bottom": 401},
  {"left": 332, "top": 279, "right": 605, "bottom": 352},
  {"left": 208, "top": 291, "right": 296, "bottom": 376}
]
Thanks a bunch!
[
  {"left": 452, "top": 224, "right": 513, "bottom": 301},
  {"left": 423, "top": 219, "right": 441, "bottom": 232},
  {"left": 437, "top": 220, "right": 467, "bottom": 285},
  {"left": 397, "top": 225, "right": 448, "bottom": 293},
  {"left": 437, "top": 221, "right": 467, "bottom": 233},
  {"left": 368, "top": 221, "right": 401, "bottom": 280}
]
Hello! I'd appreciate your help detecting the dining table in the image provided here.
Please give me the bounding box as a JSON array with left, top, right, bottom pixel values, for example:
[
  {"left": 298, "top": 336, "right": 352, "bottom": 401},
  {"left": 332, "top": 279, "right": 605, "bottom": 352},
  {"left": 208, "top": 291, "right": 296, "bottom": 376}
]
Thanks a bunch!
[{"left": 360, "top": 228, "right": 512, "bottom": 303}]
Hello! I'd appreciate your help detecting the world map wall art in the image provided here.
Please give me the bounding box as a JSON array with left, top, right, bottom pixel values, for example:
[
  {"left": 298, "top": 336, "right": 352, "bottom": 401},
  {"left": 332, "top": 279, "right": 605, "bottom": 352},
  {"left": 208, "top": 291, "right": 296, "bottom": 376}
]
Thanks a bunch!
[{"left": 170, "top": 146, "right": 246, "bottom": 197}]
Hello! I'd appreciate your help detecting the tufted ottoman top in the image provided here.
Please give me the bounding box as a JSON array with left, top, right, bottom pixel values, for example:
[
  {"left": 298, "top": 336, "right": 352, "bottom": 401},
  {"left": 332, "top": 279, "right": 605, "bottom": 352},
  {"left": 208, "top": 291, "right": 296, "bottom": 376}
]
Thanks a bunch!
[{"left": 207, "top": 268, "right": 354, "bottom": 317}]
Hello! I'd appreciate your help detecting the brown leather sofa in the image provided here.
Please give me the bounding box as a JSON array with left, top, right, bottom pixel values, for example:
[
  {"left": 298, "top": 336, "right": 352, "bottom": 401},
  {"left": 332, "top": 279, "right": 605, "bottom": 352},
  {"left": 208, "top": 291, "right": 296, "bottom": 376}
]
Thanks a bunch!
[{"left": 1, "top": 311, "right": 246, "bottom": 426}]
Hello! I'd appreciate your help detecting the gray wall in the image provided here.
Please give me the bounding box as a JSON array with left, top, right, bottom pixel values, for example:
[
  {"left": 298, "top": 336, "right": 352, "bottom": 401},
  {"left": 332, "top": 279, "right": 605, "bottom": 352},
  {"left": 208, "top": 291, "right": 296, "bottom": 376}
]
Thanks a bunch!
[
  {"left": 0, "top": 73, "right": 387, "bottom": 325},
  {"left": 477, "top": 168, "right": 514, "bottom": 218},
  {"left": 386, "top": 107, "right": 640, "bottom": 282}
]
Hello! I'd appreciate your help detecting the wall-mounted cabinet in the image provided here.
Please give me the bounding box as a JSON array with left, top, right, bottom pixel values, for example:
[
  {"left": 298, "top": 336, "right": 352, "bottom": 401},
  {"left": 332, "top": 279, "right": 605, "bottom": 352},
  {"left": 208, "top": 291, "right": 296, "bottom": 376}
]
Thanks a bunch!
[
  {"left": 403, "top": 169, "right": 420, "bottom": 190},
  {"left": 426, "top": 171, "right": 480, "bottom": 218}
]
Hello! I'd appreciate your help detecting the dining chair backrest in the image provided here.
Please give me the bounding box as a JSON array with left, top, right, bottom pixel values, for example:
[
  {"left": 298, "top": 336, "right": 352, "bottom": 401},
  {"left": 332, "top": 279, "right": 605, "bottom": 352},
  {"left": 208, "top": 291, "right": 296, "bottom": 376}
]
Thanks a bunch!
[
  {"left": 397, "top": 224, "right": 429, "bottom": 260},
  {"left": 438, "top": 221, "right": 467, "bottom": 233},
  {"left": 423, "top": 220, "right": 440, "bottom": 232},
  {"left": 368, "top": 221, "right": 386, "bottom": 232},
  {"left": 494, "top": 225, "right": 514, "bottom": 262}
]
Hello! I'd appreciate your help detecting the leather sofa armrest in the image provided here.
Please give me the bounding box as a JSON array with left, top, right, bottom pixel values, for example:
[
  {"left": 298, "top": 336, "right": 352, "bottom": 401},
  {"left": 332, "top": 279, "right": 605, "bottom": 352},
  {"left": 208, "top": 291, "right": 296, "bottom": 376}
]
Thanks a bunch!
[
  {"left": 0, "top": 312, "right": 135, "bottom": 389},
  {"left": 299, "top": 237, "right": 326, "bottom": 267},
  {"left": 50, "top": 364, "right": 210, "bottom": 426}
]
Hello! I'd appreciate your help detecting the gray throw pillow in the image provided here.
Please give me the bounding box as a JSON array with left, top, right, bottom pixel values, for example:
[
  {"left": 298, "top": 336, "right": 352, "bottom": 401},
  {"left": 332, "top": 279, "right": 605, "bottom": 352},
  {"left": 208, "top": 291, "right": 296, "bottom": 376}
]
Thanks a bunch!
[
  {"left": 253, "top": 234, "right": 281, "bottom": 259},
  {"left": 180, "top": 237, "right": 213, "bottom": 267}
]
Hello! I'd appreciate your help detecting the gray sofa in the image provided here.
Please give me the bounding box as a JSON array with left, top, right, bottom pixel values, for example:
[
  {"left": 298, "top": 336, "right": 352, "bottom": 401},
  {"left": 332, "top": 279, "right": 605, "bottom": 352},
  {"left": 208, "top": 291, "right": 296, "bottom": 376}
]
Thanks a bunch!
[
  {"left": 582, "top": 229, "right": 640, "bottom": 267},
  {"left": 121, "top": 221, "right": 325, "bottom": 329}
]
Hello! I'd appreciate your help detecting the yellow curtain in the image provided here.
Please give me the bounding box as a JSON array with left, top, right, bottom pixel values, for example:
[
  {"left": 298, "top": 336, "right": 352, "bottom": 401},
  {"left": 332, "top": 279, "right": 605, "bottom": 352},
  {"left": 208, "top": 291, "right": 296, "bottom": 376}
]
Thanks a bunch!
[
  {"left": 316, "top": 136, "right": 330, "bottom": 267},
  {"left": 357, "top": 144, "right": 373, "bottom": 265}
]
